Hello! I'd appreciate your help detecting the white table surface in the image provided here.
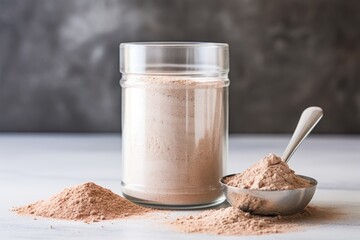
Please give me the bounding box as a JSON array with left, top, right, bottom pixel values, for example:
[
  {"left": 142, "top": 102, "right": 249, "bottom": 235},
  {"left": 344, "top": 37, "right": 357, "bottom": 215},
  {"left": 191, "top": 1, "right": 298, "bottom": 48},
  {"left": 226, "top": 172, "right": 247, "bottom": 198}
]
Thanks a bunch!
[{"left": 0, "top": 134, "right": 359, "bottom": 239}]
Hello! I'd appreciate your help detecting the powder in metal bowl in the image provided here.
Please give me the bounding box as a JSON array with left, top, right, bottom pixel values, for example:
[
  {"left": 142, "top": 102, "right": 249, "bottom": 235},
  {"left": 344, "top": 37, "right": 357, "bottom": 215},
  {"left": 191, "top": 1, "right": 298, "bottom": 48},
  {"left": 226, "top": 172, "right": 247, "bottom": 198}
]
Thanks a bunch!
[
  {"left": 14, "top": 182, "right": 151, "bottom": 223},
  {"left": 224, "top": 154, "right": 312, "bottom": 190}
]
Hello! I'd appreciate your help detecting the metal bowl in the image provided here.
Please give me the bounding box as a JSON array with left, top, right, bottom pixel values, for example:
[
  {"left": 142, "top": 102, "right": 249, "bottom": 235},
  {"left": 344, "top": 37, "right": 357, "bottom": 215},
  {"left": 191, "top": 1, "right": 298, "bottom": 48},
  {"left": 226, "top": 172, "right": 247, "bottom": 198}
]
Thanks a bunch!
[{"left": 220, "top": 174, "right": 317, "bottom": 216}]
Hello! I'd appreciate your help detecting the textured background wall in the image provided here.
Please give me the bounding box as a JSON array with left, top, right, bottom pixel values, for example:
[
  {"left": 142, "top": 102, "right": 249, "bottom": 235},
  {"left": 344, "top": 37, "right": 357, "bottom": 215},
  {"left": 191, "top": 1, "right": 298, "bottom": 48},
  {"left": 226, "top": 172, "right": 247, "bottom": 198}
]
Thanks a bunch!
[{"left": 0, "top": 0, "right": 359, "bottom": 133}]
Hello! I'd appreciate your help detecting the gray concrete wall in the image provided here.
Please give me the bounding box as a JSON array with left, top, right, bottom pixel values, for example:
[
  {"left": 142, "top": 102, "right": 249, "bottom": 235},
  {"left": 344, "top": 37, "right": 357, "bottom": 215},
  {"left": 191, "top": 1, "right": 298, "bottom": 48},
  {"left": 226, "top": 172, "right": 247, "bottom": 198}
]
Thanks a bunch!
[{"left": 0, "top": 0, "right": 359, "bottom": 133}]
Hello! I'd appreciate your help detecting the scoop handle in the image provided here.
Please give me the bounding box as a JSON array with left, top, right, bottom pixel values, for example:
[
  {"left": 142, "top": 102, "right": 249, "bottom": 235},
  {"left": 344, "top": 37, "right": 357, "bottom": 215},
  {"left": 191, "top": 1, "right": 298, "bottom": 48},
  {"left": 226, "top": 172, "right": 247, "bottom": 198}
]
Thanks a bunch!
[{"left": 282, "top": 106, "right": 323, "bottom": 163}]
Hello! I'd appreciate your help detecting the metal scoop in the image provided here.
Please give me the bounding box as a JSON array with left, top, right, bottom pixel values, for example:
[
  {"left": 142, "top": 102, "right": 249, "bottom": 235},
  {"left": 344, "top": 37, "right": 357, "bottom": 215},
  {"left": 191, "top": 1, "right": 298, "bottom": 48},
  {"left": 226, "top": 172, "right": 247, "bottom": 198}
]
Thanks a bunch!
[{"left": 220, "top": 106, "right": 323, "bottom": 215}]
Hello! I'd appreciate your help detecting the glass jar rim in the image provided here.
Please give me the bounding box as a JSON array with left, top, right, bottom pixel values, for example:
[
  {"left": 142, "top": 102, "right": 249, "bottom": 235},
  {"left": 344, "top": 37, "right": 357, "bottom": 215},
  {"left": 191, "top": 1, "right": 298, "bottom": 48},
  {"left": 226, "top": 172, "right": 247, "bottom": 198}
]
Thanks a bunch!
[
  {"left": 120, "top": 42, "right": 229, "bottom": 75},
  {"left": 120, "top": 42, "right": 228, "bottom": 47}
]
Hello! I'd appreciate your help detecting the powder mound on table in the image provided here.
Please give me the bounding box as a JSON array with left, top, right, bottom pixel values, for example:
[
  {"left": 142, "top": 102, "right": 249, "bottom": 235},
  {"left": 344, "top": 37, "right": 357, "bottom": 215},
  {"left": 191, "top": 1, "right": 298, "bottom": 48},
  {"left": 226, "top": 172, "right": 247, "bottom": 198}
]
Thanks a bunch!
[
  {"left": 225, "top": 154, "right": 312, "bottom": 190},
  {"left": 14, "top": 182, "right": 150, "bottom": 223},
  {"left": 172, "top": 206, "right": 318, "bottom": 235}
]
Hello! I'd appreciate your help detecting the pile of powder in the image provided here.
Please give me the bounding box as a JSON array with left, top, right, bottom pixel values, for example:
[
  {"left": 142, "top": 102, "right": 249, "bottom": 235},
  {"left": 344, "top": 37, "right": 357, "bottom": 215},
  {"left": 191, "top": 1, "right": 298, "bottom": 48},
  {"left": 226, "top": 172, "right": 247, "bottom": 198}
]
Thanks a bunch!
[
  {"left": 171, "top": 206, "right": 330, "bottom": 235},
  {"left": 225, "top": 154, "right": 312, "bottom": 190},
  {"left": 14, "top": 182, "right": 151, "bottom": 223}
]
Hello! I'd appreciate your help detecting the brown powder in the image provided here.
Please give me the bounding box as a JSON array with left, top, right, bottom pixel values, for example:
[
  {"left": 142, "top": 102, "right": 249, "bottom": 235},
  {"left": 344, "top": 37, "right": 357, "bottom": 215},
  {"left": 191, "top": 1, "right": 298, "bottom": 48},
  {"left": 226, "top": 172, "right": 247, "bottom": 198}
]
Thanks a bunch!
[
  {"left": 171, "top": 206, "right": 343, "bottom": 235},
  {"left": 14, "top": 182, "right": 151, "bottom": 223},
  {"left": 225, "top": 154, "right": 312, "bottom": 190},
  {"left": 122, "top": 75, "right": 227, "bottom": 205}
]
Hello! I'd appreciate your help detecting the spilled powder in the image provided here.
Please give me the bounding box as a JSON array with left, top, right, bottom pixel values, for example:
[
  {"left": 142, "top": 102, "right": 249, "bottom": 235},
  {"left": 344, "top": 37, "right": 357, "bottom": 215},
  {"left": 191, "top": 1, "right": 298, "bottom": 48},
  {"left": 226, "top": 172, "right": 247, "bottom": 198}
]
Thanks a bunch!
[
  {"left": 14, "top": 182, "right": 151, "bottom": 223},
  {"left": 171, "top": 206, "right": 343, "bottom": 235},
  {"left": 225, "top": 153, "right": 312, "bottom": 190}
]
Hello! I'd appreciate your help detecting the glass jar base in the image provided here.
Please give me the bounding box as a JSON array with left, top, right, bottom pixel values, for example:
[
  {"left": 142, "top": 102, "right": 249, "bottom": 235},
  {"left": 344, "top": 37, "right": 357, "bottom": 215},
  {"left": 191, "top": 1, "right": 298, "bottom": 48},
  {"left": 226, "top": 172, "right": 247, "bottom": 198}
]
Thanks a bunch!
[{"left": 123, "top": 193, "right": 226, "bottom": 210}]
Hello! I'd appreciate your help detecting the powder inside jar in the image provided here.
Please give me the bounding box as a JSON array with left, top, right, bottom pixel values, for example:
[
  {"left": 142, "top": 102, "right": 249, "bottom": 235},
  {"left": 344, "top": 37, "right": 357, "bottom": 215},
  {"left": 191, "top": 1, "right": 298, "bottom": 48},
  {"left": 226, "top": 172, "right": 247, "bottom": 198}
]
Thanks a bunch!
[
  {"left": 224, "top": 153, "right": 312, "bottom": 190},
  {"left": 121, "top": 75, "right": 228, "bottom": 206},
  {"left": 14, "top": 182, "right": 151, "bottom": 223}
]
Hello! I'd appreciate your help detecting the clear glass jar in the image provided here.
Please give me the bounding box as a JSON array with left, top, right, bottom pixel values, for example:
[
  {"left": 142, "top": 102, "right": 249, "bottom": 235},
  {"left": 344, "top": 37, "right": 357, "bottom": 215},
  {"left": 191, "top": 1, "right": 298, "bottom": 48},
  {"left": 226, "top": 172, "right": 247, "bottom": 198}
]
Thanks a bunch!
[{"left": 119, "top": 42, "right": 229, "bottom": 209}]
